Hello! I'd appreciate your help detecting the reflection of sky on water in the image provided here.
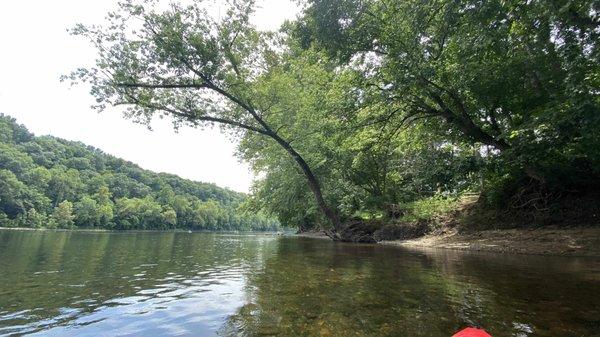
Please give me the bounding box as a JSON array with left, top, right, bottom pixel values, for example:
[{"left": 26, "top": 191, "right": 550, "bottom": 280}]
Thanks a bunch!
[
  {"left": 26, "top": 265, "right": 247, "bottom": 336},
  {"left": 0, "top": 231, "right": 273, "bottom": 337},
  {"left": 36, "top": 279, "right": 245, "bottom": 336}
]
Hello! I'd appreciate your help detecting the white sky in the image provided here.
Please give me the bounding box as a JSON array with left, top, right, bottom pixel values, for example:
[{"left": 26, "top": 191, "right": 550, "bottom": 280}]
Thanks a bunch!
[{"left": 0, "top": 0, "right": 300, "bottom": 193}]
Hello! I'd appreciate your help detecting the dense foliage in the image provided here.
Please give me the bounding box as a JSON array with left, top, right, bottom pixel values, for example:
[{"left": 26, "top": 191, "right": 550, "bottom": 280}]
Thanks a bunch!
[
  {"left": 70, "top": 0, "right": 599, "bottom": 232},
  {"left": 247, "top": 0, "right": 600, "bottom": 228},
  {"left": 0, "top": 114, "right": 279, "bottom": 230},
  {"left": 292, "top": 0, "right": 600, "bottom": 198}
]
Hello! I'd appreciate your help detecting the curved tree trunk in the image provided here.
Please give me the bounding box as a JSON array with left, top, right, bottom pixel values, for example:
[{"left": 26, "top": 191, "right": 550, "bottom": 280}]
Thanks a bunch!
[
  {"left": 268, "top": 132, "right": 342, "bottom": 233},
  {"left": 114, "top": 79, "right": 343, "bottom": 233}
]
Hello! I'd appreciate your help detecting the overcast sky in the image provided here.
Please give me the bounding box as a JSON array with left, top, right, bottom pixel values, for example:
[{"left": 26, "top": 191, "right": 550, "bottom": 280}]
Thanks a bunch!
[{"left": 0, "top": 0, "right": 300, "bottom": 193}]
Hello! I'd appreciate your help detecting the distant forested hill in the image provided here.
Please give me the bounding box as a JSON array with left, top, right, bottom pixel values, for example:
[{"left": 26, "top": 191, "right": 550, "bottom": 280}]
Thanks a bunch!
[{"left": 0, "top": 114, "right": 279, "bottom": 231}]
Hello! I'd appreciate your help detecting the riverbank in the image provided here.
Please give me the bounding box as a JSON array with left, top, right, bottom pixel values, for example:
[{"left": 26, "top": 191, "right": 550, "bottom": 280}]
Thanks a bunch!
[
  {"left": 296, "top": 227, "right": 600, "bottom": 257},
  {"left": 382, "top": 227, "right": 600, "bottom": 257}
]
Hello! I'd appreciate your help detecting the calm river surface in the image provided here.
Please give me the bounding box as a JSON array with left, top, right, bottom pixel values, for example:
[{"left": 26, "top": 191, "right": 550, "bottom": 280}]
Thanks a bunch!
[{"left": 0, "top": 230, "right": 598, "bottom": 337}]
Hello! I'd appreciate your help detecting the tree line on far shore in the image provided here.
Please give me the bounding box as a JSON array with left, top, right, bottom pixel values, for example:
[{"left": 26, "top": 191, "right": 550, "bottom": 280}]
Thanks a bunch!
[{"left": 0, "top": 114, "right": 279, "bottom": 231}]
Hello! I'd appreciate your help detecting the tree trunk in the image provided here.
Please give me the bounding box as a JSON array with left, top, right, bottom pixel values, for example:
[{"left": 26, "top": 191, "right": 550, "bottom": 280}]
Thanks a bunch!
[
  {"left": 436, "top": 108, "right": 510, "bottom": 151},
  {"left": 268, "top": 132, "right": 343, "bottom": 233}
]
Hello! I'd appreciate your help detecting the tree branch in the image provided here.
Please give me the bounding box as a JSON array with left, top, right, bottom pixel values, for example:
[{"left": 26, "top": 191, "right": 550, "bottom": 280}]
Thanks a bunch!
[
  {"left": 115, "top": 82, "right": 209, "bottom": 89},
  {"left": 120, "top": 93, "right": 272, "bottom": 137}
]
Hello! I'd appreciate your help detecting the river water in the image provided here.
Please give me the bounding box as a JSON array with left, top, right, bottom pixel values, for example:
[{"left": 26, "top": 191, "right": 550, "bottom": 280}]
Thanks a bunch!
[{"left": 0, "top": 230, "right": 598, "bottom": 337}]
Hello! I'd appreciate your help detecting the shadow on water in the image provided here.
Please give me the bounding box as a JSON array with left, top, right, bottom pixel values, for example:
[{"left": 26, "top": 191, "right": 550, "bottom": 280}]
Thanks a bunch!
[{"left": 0, "top": 231, "right": 598, "bottom": 337}]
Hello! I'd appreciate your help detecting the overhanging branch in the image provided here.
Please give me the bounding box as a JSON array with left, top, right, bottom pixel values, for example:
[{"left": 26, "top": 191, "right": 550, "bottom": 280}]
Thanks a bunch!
[
  {"left": 120, "top": 93, "right": 272, "bottom": 137},
  {"left": 115, "top": 82, "right": 209, "bottom": 89}
]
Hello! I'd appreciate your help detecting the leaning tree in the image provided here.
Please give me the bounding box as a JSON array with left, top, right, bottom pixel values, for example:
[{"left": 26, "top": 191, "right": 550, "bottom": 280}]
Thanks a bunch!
[{"left": 67, "top": 0, "right": 342, "bottom": 233}]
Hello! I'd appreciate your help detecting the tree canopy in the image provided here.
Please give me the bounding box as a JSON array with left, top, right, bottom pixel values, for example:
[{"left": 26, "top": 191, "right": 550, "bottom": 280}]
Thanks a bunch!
[{"left": 68, "top": 0, "right": 600, "bottom": 234}]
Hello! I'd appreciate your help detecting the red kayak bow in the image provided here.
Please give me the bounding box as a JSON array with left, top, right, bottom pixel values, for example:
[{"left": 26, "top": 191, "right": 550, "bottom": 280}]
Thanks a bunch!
[{"left": 452, "top": 327, "right": 492, "bottom": 337}]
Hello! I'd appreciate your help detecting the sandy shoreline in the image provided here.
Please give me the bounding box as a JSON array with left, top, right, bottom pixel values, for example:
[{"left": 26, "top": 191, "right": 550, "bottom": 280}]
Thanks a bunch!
[
  {"left": 297, "top": 227, "right": 600, "bottom": 257},
  {"left": 382, "top": 228, "right": 600, "bottom": 257}
]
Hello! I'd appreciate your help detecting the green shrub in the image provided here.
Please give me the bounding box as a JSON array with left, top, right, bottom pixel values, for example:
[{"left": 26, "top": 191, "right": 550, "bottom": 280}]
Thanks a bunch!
[{"left": 400, "top": 195, "right": 460, "bottom": 223}]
